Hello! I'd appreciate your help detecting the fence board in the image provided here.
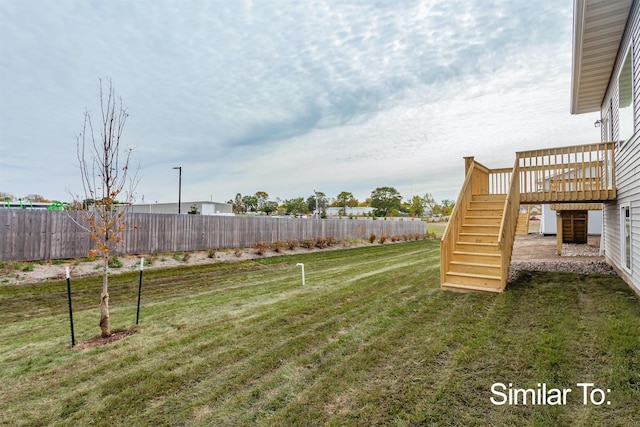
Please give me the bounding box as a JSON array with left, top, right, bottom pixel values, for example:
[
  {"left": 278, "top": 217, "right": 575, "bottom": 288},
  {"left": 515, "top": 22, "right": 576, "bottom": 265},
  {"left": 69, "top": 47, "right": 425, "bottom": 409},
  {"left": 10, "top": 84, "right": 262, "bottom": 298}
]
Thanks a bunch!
[{"left": 0, "top": 210, "right": 427, "bottom": 262}]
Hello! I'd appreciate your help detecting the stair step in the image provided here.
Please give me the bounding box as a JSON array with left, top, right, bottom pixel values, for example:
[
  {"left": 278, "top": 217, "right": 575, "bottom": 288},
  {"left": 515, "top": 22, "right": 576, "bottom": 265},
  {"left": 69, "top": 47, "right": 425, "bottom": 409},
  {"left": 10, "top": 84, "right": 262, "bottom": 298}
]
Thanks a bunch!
[
  {"left": 449, "top": 261, "right": 501, "bottom": 276},
  {"left": 445, "top": 272, "right": 503, "bottom": 289},
  {"left": 447, "top": 271, "right": 501, "bottom": 280},
  {"left": 452, "top": 251, "right": 501, "bottom": 265},
  {"left": 458, "top": 233, "right": 499, "bottom": 243},
  {"left": 464, "top": 215, "right": 502, "bottom": 225},
  {"left": 467, "top": 208, "right": 504, "bottom": 216},
  {"left": 472, "top": 194, "right": 506, "bottom": 202},
  {"left": 469, "top": 203, "right": 505, "bottom": 211},
  {"left": 461, "top": 224, "right": 500, "bottom": 234},
  {"left": 441, "top": 282, "right": 503, "bottom": 293},
  {"left": 455, "top": 241, "right": 500, "bottom": 253}
]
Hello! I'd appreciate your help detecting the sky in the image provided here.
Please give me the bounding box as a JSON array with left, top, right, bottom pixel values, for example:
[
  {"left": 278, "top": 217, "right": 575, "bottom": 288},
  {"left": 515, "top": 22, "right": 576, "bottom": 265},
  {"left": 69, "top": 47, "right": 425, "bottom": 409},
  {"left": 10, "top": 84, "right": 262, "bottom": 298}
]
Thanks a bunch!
[{"left": 0, "top": 0, "right": 601, "bottom": 206}]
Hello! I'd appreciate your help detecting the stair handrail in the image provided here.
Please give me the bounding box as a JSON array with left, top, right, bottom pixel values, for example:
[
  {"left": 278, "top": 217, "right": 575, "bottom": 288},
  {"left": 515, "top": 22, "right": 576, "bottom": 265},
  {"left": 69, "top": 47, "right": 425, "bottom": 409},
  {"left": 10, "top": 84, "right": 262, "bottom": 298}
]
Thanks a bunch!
[
  {"left": 440, "top": 161, "right": 476, "bottom": 285},
  {"left": 496, "top": 157, "right": 521, "bottom": 290}
]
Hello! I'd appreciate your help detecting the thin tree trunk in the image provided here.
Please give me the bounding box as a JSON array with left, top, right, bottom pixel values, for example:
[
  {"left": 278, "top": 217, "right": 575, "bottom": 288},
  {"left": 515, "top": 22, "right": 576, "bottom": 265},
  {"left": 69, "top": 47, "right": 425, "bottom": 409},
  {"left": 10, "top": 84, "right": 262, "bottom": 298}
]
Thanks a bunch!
[{"left": 100, "top": 256, "right": 110, "bottom": 337}]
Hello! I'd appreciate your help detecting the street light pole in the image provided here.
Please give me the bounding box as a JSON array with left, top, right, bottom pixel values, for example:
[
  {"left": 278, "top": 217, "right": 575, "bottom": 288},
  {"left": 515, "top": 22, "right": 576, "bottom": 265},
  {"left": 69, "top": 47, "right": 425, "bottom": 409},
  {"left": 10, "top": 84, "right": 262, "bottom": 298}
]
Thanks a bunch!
[
  {"left": 314, "top": 189, "right": 318, "bottom": 217},
  {"left": 173, "top": 166, "right": 182, "bottom": 214}
]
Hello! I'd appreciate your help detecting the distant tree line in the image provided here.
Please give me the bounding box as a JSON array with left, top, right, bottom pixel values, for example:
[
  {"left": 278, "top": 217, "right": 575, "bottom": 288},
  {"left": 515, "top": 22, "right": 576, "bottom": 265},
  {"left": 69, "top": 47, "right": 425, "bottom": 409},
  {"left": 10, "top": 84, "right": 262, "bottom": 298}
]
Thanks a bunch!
[
  {"left": 2, "top": 187, "right": 455, "bottom": 218},
  {"left": 227, "top": 188, "right": 455, "bottom": 218},
  {"left": 1, "top": 193, "right": 52, "bottom": 203}
]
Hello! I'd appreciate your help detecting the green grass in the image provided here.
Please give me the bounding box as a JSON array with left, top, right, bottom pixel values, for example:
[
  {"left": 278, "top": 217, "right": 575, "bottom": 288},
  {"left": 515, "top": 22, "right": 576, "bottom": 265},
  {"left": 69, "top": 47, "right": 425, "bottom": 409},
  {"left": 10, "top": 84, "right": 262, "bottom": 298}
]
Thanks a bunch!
[
  {"left": 1, "top": 240, "right": 639, "bottom": 426},
  {"left": 426, "top": 221, "right": 447, "bottom": 237}
]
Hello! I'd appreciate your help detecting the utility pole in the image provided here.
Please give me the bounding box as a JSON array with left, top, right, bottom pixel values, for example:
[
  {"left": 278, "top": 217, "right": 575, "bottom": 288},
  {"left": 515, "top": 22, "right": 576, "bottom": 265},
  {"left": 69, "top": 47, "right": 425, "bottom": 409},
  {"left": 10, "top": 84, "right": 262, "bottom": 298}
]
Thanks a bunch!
[{"left": 173, "top": 166, "right": 182, "bottom": 214}]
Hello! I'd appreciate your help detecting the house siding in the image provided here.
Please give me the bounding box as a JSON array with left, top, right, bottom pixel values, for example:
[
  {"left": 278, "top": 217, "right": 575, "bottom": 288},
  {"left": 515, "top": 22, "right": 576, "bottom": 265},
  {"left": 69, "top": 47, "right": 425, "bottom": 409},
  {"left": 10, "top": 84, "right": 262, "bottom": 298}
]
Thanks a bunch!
[{"left": 601, "top": 0, "right": 640, "bottom": 294}]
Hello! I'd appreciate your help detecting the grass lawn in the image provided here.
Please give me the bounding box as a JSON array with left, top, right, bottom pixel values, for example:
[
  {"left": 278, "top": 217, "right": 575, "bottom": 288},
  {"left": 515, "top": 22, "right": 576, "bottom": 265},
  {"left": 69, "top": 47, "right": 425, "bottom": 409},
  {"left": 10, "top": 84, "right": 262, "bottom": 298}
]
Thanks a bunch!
[
  {"left": 426, "top": 221, "right": 447, "bottom": 237},
  {"left": 1, "top": 240, "right": 639, "bottom": 426}
]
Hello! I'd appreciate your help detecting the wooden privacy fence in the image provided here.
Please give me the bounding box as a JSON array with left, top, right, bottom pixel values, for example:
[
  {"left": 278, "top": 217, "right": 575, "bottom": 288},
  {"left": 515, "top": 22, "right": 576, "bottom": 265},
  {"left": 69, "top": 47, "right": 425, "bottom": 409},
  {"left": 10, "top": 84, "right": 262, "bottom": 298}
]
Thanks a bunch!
[{"left": 0, "top": 210, "right": 427, "bottom": 262}]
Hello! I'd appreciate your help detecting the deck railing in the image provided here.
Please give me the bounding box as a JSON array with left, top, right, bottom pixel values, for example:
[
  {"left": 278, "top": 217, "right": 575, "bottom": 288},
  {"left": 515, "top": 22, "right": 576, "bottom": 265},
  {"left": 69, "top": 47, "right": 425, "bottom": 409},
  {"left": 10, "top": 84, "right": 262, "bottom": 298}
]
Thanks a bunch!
[
  {"left": 497, "top": 158, "right": 521, "bottom": 290},
  {"left": 489, "top": 167, "right": 512, "bottom": 195},
  {"left": 517, "top": 142, "right": 616, "bottom": 203},
  {"left": 440, "top": 160, "right": 477, "bottom": 285}
]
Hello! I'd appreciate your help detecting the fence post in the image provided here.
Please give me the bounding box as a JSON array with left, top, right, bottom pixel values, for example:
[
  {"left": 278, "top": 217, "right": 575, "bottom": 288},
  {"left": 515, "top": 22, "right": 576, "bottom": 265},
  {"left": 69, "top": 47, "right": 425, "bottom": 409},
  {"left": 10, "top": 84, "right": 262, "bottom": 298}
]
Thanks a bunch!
[
  {"left": 65, "top": 267, "right": 75, "bottom": 347},
  {"left": 136, "top": 258, "right": 144, "bottom": 325}
]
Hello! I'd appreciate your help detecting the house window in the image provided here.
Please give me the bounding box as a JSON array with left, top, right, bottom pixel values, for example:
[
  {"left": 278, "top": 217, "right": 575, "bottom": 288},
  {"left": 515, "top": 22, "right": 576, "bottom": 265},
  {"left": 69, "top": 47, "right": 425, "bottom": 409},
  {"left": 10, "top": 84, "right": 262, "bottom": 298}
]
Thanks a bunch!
[
  {"left": 621, "top": 205, "right": 631, "bottom": 271},
  {"left": 618, "top": 48, "right": 634, "bottom": 144}
]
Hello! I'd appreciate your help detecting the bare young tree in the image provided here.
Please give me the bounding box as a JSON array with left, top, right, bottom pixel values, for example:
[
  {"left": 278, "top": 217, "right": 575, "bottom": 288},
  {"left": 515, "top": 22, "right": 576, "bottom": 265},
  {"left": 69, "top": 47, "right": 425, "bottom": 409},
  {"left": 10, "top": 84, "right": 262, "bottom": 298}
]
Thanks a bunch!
[{"left": 73, "top": 78, "right": 139, "bottom": 337}]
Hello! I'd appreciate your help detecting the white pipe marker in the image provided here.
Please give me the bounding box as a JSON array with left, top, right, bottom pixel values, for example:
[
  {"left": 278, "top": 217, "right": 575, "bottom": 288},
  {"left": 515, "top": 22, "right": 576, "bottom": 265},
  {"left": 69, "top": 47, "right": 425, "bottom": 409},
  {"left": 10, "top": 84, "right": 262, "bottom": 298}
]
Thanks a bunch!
[
  {"left": 296, "top": 263, "right": 305, "bottom": 286},
  {"left": 65, "top": 266, "right": 70, "bottom": 279},
  {"left": 140, "top": 257, "right": 144, "bottom": 271}
]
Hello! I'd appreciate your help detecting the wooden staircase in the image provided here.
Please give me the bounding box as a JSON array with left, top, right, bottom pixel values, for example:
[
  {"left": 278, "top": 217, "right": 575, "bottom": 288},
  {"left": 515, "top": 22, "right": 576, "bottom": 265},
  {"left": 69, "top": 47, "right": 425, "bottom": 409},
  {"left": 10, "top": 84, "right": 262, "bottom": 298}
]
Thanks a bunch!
[
  {"left": 440, "top": 142, "right": 616, "bottom": 293},
  {"left": 441, "top": 194, "right": 505, "bottom": 293}
]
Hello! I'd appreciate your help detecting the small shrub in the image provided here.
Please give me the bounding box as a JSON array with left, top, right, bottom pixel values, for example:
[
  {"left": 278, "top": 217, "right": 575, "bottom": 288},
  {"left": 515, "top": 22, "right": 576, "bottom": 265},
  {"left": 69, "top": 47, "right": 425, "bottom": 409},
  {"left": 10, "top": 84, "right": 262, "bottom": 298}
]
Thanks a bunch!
[
  {"left": 0, "top": 261, "right": 10, "bottom": 275},
  {"left": 108, "top": 256, "right": 123, "bottom": 269},
  {"left": 326, "top": 236, "right": 337, "bottom": 247},
  {"left": 287, "top": 239, "right": 299, "bottom": 250},
  {"left": 269, "top": 240, "right": 287, "bottom": 253},
  {"left": 391, "top": 236, "right": 398, "bottom": 242},
  {"left": 253, "top": 241, "right": 269, "bottom": 255},
  {"left": 369, "top": 233, "right": 376, "bottom": 244},
  {"left": 300, "top": 238, "right": 316, "bottom": 249},
  {"left": 173, "top": 252, "right": 183, "bottom": 262},
  {"left": 207, "top": 249, "right": 217, "bottom": 258},
  {"left": 234, "top": 248, "right": 243, "bottom": 258},
  {"left": 379, "top": 236, "right": 387, "bottom": 244},
  {"left": 315, "top": 236, "right": 328, "bottom": 249},
  {"left": 182, "top": 252, "right": 191, "bottom": 262},
  {"left": 22, "top": 263, "right": 34, "bottom": 272},
  {"left": 341, "top": 238, "right": 351, "bottom": 248}
]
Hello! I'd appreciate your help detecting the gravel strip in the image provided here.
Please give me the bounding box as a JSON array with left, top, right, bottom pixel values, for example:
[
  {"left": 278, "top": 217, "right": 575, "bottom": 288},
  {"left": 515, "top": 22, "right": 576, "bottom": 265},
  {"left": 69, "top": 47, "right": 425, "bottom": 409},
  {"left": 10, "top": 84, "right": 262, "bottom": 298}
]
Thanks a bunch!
[{"left": 508, "top": 260, "right": 616, "bottom": 283}]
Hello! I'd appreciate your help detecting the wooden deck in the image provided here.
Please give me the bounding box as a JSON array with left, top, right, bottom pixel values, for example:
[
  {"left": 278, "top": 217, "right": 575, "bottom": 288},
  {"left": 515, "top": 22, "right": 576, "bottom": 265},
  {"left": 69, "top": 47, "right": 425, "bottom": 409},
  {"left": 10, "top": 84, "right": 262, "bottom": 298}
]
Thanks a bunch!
[{"left": 440, "top": 141, "right": 616, "bottom": 293}]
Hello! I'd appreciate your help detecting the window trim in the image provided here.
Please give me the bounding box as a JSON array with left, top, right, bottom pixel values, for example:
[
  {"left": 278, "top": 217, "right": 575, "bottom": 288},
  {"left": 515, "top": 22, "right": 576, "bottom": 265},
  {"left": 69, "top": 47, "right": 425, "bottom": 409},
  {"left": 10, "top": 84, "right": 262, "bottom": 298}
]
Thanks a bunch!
[
  {"left": 617, "top": 46, "right": 634, "bottom": 147},
  {"left": 621, "top": 204, "right": 632, "bottom": 273},
  {"left": 603, "top": 102, "right": 612, "bottom": 142}
]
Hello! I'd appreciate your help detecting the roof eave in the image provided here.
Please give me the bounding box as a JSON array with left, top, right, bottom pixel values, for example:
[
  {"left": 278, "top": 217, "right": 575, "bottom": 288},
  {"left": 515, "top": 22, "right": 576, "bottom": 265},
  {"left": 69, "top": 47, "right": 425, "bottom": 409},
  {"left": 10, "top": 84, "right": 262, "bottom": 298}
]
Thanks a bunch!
[
  {"left": 571, "top": 0, "right": 588, "bottom": 114},
  {"left": 570, "top": 0, "right": 633, "bottom": 115}
]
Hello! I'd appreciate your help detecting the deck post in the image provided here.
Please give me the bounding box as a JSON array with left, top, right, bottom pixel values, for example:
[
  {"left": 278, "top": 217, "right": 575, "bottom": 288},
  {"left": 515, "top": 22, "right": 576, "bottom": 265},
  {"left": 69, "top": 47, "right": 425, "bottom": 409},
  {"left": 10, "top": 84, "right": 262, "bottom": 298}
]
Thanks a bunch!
[
  {"left": 464, "top": 157, "right": 474, "bottom": 176},
  {"left": 556, "top": 212, "right": 563, "bottom": 255}
]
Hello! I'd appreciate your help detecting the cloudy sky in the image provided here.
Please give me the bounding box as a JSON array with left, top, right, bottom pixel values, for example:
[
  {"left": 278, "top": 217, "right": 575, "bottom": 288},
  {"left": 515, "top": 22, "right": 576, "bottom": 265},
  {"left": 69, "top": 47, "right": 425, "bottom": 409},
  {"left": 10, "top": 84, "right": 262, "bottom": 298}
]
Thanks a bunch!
[{"left": 0, "top": 0, "right": 600, "bottom": 206}]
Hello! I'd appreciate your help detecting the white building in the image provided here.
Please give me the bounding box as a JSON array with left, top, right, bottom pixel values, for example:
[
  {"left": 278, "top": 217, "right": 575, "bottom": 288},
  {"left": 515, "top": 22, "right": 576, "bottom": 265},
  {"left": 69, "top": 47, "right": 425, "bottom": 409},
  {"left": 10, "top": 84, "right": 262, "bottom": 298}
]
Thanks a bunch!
[{"left": 124, "top": 201, "right": 233, "bottom": 215}]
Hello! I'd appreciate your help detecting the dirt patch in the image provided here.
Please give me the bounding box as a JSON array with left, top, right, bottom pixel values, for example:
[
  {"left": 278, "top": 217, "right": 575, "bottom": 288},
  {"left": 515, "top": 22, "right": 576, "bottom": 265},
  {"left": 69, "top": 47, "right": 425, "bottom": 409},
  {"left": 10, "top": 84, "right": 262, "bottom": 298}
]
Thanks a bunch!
[
  {"left": 74, "top": 329, "right": 137, "bottom": 350},
  {"left": 509, "top": 234, "right": 615, "bottom": 282},
  {"left": 511, "top": 234, "right": 602, "bottom": 261},
  {"left": 2, "top": 239, "right": 418, "bottom": 285}
]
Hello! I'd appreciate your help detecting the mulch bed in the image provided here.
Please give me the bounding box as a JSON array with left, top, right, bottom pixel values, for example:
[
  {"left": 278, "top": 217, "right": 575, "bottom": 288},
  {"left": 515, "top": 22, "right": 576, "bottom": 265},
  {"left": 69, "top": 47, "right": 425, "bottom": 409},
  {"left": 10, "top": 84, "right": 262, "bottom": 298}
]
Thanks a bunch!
[{"left": 74, "top": 329, "right": 137, "bottom": 350}]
